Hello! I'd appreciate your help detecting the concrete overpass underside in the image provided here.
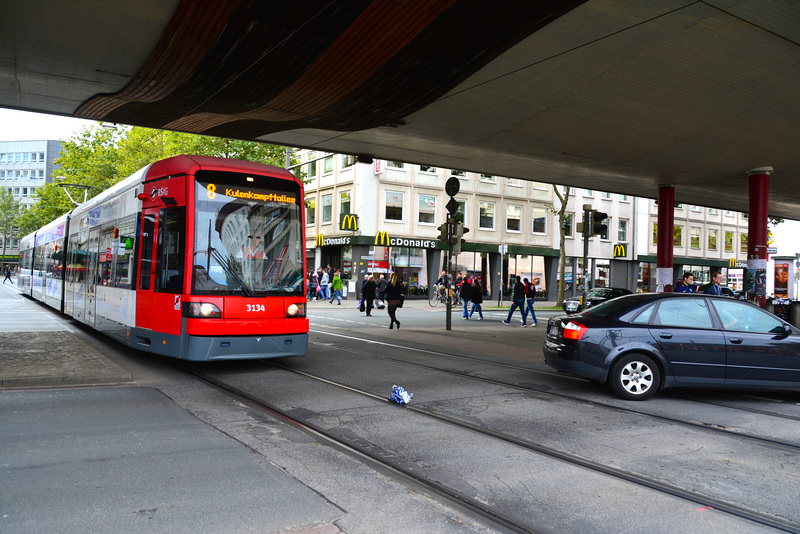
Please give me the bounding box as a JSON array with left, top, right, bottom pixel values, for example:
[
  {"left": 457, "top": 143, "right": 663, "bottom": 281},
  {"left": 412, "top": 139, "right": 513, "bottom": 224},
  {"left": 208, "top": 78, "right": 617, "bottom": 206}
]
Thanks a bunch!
[{"left": 2, "top": 0, "right": 799, "bottom": 218}]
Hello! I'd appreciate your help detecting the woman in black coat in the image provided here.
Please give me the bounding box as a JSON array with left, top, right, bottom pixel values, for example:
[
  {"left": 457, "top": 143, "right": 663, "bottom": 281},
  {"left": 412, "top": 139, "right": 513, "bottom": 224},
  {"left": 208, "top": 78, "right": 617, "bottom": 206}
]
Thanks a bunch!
[
  {"left": 385, "top": 273, "right": 404, "bottom": 329},
  {"left": 362, "top": 275, "right": 377, "bottom": 316},
  {"left": 469, "top": 280, "right": 484, "bottom": 320}
]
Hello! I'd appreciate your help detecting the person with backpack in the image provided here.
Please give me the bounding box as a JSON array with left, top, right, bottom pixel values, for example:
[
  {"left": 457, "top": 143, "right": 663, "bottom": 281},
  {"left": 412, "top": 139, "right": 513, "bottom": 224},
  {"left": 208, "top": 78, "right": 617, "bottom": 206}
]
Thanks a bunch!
[
  {"left": 503, "top": 276, "right": 528, "bottom": 327},
  {"left": 469, "top": 279, "right": 484, "bottom": 320},
  {"left": 459, "top": 275, "right": 473, "bottom": 319},
  {"left": 522, "top": 277, "right": 538, "bottom": 327}
]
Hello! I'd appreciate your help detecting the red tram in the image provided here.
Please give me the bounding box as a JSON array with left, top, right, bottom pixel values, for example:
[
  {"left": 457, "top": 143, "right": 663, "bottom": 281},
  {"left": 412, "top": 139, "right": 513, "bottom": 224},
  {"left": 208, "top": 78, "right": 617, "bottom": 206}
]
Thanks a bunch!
[{"left": 18, "top": 155, "right": 308, "bottom": 360}]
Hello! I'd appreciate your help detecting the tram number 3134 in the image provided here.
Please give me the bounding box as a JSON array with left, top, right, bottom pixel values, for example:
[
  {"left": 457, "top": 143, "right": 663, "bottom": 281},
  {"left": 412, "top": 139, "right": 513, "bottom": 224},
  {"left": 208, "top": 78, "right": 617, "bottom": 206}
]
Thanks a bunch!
[{"left": 246, "top": 304, "right": 266, "bottom": 312}]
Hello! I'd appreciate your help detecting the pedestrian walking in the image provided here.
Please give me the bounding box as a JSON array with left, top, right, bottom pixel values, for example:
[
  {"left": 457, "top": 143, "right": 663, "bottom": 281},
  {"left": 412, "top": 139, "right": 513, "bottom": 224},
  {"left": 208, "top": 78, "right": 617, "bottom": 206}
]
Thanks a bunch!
[
  {"left": 459, "top": 275, "right": 473, "bottom": 319},
  {"left": 376, "top": 274, "right": 388, "bottom": 303},
  {"left": 385, "top": 273, "right": 404, "bottom": 329},
  {"left": 3, "top": 265, "right": 12, "bottom": 284},
  {"left": 522, "top": 277, "right": 538, "bottom": 326},
  {"left": 320, "top": 268, "right": 330, "bottom": 300},
  {"left": 308, "top": 272, "right": 319, "bottom": 301},
  {"left": 502, "top": 275, "right": 527, "bottom": 327},
  {"left": 329, "top": 270, "right": 343, "bottom": 304},
  {"left": 362, "top": 274, "right": 376, "bottom": 316},
  {"left": 469, "top": 279, "right": 484, "bottom": 320}
]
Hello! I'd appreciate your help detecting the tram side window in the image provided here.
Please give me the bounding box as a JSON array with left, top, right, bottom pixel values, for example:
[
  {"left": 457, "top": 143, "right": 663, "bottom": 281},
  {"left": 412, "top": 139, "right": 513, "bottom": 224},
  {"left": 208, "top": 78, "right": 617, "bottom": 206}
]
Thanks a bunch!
[
  {"left": 99, "top": 228, "right": 114, "bottom": 286},
  {"left": 114, "top": 218, "right": 136, "bottom": 289},
  {"left": 139, "top": 214, "right": 155, "bottom": 290},
  {"left": 156, "top": 207, "right": 186, "bottom": 293}
]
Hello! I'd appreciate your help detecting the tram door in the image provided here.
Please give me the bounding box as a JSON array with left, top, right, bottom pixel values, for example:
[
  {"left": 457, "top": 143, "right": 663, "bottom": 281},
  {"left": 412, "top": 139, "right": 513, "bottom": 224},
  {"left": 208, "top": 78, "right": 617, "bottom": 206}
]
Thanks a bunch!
[
  {"left": 135, "top": 206, "right": 186, "bottom": 342},
  {"left": 84, "top": 229, "right": 100, "bottom": 327}
]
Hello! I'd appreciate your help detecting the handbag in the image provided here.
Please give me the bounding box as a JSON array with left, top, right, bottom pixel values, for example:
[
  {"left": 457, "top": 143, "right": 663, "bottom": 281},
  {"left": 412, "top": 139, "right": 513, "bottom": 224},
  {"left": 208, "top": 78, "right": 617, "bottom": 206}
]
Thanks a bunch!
[
  {"left": 398, "top": 294, "right": 405, "bottom": 308},
  {"left": 359, "top": 298, "right": 365, "bottom": 312},
  {"left": 315, "top": 285, "right": 321, "bottom": 293}
]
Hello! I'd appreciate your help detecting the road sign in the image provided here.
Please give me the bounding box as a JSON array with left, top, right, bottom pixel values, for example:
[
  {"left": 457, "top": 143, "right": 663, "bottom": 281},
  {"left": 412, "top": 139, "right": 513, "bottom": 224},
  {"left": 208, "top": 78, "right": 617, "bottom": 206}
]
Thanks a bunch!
[{"left": 445, "top": 176, "right": 460, "bottom": 197}]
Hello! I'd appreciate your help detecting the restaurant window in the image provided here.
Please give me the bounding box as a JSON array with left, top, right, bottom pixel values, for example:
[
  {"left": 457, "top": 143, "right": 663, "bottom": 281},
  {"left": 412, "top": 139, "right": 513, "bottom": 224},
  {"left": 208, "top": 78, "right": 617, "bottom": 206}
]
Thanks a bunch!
[
  {"left": 506, "top": 204, "right": 521, "bottom": 232},
  {"left": 418, "top": 194, "right": 436, "bottom": 224},
  {"left": 479, "top": 202, "right": 494, "bottom": 229},
  {"left": 386, "top": 191, "right": 404, "bottom": 221}
]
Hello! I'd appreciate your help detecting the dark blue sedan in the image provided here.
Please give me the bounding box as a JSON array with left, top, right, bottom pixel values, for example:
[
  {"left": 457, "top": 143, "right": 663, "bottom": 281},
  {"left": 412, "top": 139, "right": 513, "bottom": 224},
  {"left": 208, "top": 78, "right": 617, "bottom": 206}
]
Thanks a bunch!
[{"left": 544, "top": 293, "right": 800, "bottom": 400}]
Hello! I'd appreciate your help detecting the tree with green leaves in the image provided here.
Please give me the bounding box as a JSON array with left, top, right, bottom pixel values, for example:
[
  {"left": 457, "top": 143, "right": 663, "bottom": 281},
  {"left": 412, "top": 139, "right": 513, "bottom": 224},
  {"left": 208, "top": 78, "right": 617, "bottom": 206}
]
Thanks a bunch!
[{"left": 0, "top": 189, "right": 22, "bottom": 265}]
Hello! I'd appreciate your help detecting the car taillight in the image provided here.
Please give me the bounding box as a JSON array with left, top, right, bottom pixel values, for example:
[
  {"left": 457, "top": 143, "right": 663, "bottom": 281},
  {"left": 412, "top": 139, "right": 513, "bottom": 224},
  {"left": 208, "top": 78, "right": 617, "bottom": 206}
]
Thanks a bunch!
[{"left": 563, "top": 321, "right": 588, "bottom": 340}]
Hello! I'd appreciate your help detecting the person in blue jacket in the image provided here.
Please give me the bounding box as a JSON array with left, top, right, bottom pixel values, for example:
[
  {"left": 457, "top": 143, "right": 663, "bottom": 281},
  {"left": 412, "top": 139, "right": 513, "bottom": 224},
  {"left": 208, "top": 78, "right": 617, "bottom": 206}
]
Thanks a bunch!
[{"left": 674, "top": 271, "right": 697, "bottom": 293}]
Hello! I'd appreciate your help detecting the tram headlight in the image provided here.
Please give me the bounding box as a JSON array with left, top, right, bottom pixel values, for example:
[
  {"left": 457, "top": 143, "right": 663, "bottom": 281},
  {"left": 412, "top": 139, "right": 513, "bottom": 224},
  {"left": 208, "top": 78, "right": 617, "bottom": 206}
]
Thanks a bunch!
[
  {"left": 286, "top": 302, "right": 305, "bottom": 318},
  {"left": 182, "top": 302, "right": 222, "bottom": 318}
]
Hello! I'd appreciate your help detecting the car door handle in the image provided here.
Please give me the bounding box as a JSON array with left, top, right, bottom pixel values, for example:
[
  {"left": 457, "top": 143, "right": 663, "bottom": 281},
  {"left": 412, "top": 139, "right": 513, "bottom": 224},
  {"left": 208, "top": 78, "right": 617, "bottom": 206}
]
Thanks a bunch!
[
  {"left": 729, "top": 338, "right": 743, "bottom": 344},
  {"left": 659, "top": 333, "right": 672, "bottom": 339}
]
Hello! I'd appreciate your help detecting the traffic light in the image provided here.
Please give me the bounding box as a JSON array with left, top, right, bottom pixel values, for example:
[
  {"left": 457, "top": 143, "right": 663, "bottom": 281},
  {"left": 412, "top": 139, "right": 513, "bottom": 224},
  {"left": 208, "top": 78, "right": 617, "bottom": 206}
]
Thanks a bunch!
[
  {"left": 438, "top": 222, "right": 450, "bottom": 242},
  {"left": 451, "top": 223, "right": 469, "bottom": 255},
  {"left": 591, "top": 210, "right": 608, "bottom": 236}
]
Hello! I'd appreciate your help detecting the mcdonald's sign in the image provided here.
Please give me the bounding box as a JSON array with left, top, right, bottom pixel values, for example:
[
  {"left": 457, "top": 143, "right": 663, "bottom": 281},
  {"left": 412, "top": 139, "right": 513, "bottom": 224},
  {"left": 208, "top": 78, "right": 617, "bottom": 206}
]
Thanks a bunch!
[
  {"left": 729, "top": 257, "right": 737, "bottom": 268},
  {"left": 340, "top": 213, "right": 359, "bottom": 231},
  {"left": 613, "top": 244, "right": 627, "bottom": 258},
  {"left": 375, "top": 231, "right": 390, "bottom": 246},
  {"left": 316, "top": 234, "right": 324, "bottom": 247}
]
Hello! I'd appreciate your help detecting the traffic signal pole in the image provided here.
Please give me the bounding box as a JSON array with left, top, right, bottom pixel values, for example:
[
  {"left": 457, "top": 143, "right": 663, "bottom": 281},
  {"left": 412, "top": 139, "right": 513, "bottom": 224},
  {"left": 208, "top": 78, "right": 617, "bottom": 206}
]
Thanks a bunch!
[
  {"left": 582, "top": 204, "right": 591, "bottom": 307},
  {"left": 445, "top": 218, "right": 452, "bottom": 331}
]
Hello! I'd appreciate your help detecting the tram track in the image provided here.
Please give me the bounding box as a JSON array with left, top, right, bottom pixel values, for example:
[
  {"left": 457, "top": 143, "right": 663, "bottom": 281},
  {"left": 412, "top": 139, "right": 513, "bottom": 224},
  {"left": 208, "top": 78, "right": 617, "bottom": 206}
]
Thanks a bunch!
[
  {"left": 310, "top": 330, "right": 800, "bottom": 452},
  {"left": 168, "top": 354, "right": 800, "bottom": 534}
]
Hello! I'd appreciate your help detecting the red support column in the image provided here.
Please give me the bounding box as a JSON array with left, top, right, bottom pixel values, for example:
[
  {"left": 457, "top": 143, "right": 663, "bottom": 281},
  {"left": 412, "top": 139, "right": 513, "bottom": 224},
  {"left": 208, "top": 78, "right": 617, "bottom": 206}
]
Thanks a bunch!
[
  {"left": 746, "top": 166, "right": 772, "bottom": 307},
  {"left": 656, "top": 185, "right": 675, "bottom": 292}
]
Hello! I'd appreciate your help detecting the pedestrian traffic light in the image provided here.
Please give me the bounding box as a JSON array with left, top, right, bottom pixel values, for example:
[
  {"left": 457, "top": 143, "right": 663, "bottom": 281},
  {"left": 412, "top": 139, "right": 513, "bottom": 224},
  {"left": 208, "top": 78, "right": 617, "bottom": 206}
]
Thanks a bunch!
[
  {"left": 438, "top": 222, "right": 450, "bottom": 242},
  {"left": 451, "top": 223, "right": 469, "bottom": 255},
  {"left": 591, "top": 210, "right": 608, "bottom": 236}
]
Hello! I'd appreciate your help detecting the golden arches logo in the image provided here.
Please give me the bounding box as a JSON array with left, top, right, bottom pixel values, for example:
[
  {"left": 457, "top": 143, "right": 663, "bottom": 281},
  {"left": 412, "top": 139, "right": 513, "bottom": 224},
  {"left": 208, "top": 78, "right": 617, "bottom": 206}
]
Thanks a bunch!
[
  {"left": 340, "top": 214, "right": 358, "bottom": 231},
  {"left": 316, "top": 234, "right": 324, "bottom": 247},
  {"left": 375, "top": 231, "right": 390, "bottom": 246},
  {"left": 729, "top": 257, "right": 737, "bottom": 268},
  {"left": 613, "top": 244, "right": 627, "bottom": 258}
]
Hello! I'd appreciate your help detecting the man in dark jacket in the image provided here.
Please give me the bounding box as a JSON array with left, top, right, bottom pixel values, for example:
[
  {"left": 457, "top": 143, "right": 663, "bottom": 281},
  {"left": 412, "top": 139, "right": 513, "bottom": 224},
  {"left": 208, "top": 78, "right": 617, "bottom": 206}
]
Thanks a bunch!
[
  {"left": 459, "top": 276, "right": 473, "bottom": 319},
  {"left": 503, "top": 276, "right": 528, "bottom": 327}
]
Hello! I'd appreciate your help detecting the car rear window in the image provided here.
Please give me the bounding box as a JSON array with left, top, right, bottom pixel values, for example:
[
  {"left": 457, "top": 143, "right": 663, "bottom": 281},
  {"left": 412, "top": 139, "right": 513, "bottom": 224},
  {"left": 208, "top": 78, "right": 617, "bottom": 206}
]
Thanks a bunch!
[{"left": 584, "top": 296, "right": 637, "bottom": 318}]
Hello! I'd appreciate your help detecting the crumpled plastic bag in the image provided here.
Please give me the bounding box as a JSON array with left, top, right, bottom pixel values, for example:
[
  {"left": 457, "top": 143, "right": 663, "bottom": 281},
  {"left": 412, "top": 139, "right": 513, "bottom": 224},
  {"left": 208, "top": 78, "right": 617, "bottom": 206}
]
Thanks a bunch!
[{"left": 389, "top": 384, "right": 413, "bottom": 405}]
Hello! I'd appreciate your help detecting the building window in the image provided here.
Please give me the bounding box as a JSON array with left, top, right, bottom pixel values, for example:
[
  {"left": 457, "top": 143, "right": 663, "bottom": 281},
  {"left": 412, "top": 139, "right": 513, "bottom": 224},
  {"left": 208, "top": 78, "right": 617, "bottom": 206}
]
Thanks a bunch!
[
  {"left": 619, "top": 194, "right": 628, "bottom": 201},
  {"left": 388, "top": 161, "right": 404, "bottom": 169},
  {"left": 341, "top": 154, "right": 356, "bottom": 168},
  {"left": 564, "top": 213, "right": 574, "bottom": 238},
  {"left": 386, "top": 191, "right": 404, "bottom": 221},
  {"left": 708, "top": 208, "right": 719, "bottom": 215},
  {"left": 479, "top": 202, "right": 495, "bottom": 229},
  {"left": 690, "top": 227, "right": 701, "bottom": 249},
  {"left": 532, "top": 207, "right": 547, "bottom": 234},
  {"left": 307, "top": 151, "right": 317, "bottom": 178},
  {"left": 599, "top": 215, "right": 609, "bottom": 240},
  {"left": 418, "top": 194, "right": 436, "bottom": 224},
  {"left": 725, "top": 231, "right": 734, "bottom": 253},
  {"left": 323, "top": 155, "right": 334, "bottom": 174},
  {"left": 451, "top": 170, "right": 467, "bottom": 179},
  {"left": 673, "top": 225, "right": 683, "bottom": 247},
  {"left": 583, "top": 189, "right": 593, "bottom": 196},
  {"left": 652, "top": 223, "right": 658, "bottom": 245},
  {"left": 507, "top": 178, "right": 522, "bottom": 187},
  {"left": 340, "top": 190, "right": 351, "bottom": 215},
  {"left": 618, "top": 219, "right": 628, "bottom": 242},
  {"left": 321, "top": 194, "right": 333, "bottom": 223},
  {"left": 480, "top": 174, "right": 496, "bottom": 183},
  {"left": 601, "top": 192, "right": 611, "bottom": 200},
  {"left": 740, "top": 233, "right": 748, "bottom": 253},
  {"left": 506, "top": 204, "right": 521, "bottom": 232},
  {"left": 419, "top": 164, "right": 437, "bottom": 173},
  {"left": 691, "top": 205, "right": 702, "bottom": 212},
  {"left": 708, "top": 229, "right": 718, "bottom": 251},
  {"left": 305, "top": 197, "right": 315, "bottom": 225}
]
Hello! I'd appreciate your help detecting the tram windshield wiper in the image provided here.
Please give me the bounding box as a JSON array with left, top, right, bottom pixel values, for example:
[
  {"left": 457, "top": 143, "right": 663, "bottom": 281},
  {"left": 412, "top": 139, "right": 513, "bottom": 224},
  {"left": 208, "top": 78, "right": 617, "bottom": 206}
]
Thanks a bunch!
[{"left": 208, "top": 247, "right": 254, "bottom": 298}]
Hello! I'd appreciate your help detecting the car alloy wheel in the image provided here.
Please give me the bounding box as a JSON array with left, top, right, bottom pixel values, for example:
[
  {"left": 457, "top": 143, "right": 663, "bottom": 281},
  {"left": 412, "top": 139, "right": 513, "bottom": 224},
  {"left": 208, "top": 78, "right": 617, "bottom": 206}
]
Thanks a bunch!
[{"left": 609, "top": 353, "right": 660, "bottom": 400}]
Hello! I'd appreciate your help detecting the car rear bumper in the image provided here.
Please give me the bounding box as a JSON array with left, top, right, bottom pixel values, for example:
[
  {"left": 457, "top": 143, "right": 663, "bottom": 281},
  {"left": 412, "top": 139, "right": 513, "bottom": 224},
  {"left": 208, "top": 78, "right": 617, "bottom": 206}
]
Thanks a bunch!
[{"left": 544, "top": 341, "right": 607, "bottom": 383}]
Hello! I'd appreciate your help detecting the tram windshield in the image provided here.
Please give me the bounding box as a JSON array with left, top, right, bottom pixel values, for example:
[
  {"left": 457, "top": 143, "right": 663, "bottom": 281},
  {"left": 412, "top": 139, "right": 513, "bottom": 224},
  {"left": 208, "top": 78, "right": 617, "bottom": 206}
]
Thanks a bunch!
[{"left": 192, "top": 170, "right": 304, "bottom": 296}]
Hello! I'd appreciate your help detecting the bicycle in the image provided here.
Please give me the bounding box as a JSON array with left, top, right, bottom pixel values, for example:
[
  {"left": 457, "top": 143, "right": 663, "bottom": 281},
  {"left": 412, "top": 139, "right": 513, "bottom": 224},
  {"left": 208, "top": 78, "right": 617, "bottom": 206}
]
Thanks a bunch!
[{"left": 429, "top": 285, "right": 461, "bottom": 307}]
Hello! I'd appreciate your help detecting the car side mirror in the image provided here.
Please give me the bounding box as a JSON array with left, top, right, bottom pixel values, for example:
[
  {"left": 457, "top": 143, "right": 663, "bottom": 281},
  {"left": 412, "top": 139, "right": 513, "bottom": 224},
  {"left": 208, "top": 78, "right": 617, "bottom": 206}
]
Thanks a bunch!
[{"left": 774, "top": 324, "right": 793, "bottom": 339}]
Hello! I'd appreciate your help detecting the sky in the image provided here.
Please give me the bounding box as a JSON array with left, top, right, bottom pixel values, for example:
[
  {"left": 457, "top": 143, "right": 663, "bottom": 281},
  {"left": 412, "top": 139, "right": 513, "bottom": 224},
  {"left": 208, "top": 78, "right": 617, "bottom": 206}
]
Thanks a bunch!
[{"left": 1, "top": 108, "right": 798, "bottom": 256}]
